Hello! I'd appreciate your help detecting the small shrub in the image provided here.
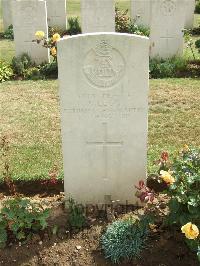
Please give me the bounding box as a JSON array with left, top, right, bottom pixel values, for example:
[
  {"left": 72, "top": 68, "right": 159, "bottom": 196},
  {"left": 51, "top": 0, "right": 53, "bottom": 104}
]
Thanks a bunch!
[
  {"left": 101, "top": 216, "right": 151, "bottom": 264},
  {"left": 115, "top": 7, "right": 149, "bottom": 36},
  {"left": 40, "top": 61, "right": 58, "bottom": 79},
  {"left": 149, "top": 57, "right": 188, "bottom": 78},
  {"left": 161, "top": 147, "right": 200, "bottom": 227},
  {"left": 157, "top": 146, "right": 200, "bottom": 261},
  {"left": 192, "top": 26, "right": 200, "bottom": 35},
  {"left": 66, "top": 17, "right": 81, "bottom": 35},
  {"left": 24, "top": 67, "right": 41, "bottom": 80},
  {"left": 115, "top": 7, "right": 130, "bottom": 33},
  {"left": 195, "top": 0, "right": 200, "bottom": 14},
  {"left": 48, "top": 26, "right": 65, "bottom": 38},
  {"left": 11, "top": 53, "right": 33, "bottom": 76},
  {"left": 0, "top": 198, "right": 50, "bottom": 248},
  {"left": 128, "top": 22, "right": 150, "bottom": 36},
  {"left": 0, "top": 60, "right": 13, "bottom": 82},
  {"left": 67, "top": 198, "right": 86, "bottom": 230},
  {"left": 3, "top": 24, "right": 14, "bottom": 40},
  {"left": 195, "top": 39, "right": 200, "bottom": 53}
]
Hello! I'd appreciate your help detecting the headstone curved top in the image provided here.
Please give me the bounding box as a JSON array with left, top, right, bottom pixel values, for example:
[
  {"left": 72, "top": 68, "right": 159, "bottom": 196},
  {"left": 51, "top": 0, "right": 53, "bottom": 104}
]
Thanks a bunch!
[{"left": 57, "top": 33, "right": 149, "bottom": 204}]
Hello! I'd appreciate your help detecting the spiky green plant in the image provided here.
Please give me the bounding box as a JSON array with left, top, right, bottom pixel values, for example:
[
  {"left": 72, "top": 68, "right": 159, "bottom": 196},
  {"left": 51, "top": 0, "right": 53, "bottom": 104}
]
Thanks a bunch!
[{"left": 101, "top": 216, "right": 151, "bottom": 264}]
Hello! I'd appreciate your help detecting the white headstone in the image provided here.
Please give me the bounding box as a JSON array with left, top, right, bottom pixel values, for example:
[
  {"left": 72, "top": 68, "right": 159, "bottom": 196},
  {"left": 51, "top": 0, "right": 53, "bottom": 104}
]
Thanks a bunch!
[
  {"left": 150, "top": 0, "right": 186, "bottom": 59},
  {"left": 81, "top": 0, "right": 115, "bottom": 33},
  {"left": 46, "top": 0, "right": 66, "bottom": 30},
  {"left": 2, "top": 0, "right": 13, "bottom": 31},
  {"left": 131, "top": 0, "right": 152, "bottom": 28},
  {"left": 57, "top": 33, "right": 149, "bottom": 204},
  {"left": 185, "top": 0, "right": 195, "bottom": 29},
  {"left": 12, "top": 0, "right": 49, "bottom": 65}
]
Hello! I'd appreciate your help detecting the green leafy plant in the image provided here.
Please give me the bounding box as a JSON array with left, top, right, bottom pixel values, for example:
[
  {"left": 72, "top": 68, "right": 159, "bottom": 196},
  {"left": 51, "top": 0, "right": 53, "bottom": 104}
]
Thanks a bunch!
[
  {"left": 67, "top": 198, "right": 86, "bottom": 230},
  {"left": 195, "top": 0, "right": 200, "bottom": 14},
  {"left": 115, "top": 7, "right": 149, "bottom": 36},
  {"left": 157, "top": 146, "right": 200, "bottom": 261},
  {"left": 39, "top": 61, "right": 58, "bottom": 79},
  {"left": 24, "top": 67, "right": 41, "bottom": 80},
  {"left": 0, "top": 60, "right": 13, "bottom": 82},
  {"left": 66, "top": 17, "right": 81, "bottom": 35},
  {"left": 149, "top": 57, "right": 188, "bottom": 78},
  {"left": 48, "top": 26, "right": 66, "bottom": 38},
  {"left": 0, "top": 197, "right": 50, "bottom": 248},
  {"left": 101, "top": 215, "right": 151, "bottom": 264},
  {"left": 115, "top": 7, "right": 130, "bottom": 33},
  {"left": 195, "top": 39, "right": 200, "bottom": 54},
  {"left": 184, "top": 29, "right": 197, "bottom": 59},
  {"left": 3, "top": 24, "right": 14, "bottom": 40},
  {"left": 164, "top": 147, "right": 200, "bottom": 225},
  {"left": 11, "top": 53, "right": 33, "bottom": 76}
]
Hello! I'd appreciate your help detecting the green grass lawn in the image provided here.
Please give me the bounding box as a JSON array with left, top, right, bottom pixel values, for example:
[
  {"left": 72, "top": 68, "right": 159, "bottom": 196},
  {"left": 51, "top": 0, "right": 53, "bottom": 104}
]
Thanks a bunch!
[
  {"left": 0, "top": 39, "right": 15, "bottom": 63},
  {"left": 0, "top": 79, "right": 199, "bottom": 180}
]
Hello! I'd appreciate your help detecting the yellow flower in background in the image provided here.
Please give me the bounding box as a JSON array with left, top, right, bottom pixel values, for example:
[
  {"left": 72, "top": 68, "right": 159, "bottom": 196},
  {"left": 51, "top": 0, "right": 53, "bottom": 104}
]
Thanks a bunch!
[
  {"left": 160, "top": 170, "right": 175, "bottom": 185},
  {"left": 183, "top": 144, "right": 190, "bottom": 152},
  {"left": 35, "top": 31, "right": 45, "bottom": 40},
  {"left": 51, "top": 47, "right": 57, "bottom": 56},
  {"left": 181, "top": 222, "right": 199, "bottom": 240},
  {"left": 52, "top": 33, "right": 61, "bottom": 42}
]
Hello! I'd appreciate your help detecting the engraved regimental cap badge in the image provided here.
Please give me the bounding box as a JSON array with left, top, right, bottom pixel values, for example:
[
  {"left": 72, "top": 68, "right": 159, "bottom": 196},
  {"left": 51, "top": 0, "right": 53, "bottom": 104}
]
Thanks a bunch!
[
  {"left": 160, "top": 0, "right": 176, "bottom": 16},
  {"left": 83, "top": 40, "right": 125, "bottom": 89}
]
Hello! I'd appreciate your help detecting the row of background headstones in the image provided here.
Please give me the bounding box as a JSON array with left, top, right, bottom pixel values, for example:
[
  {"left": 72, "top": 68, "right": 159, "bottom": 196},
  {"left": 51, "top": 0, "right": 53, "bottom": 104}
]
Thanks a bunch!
[{"left": 2, "top": 0, "right": 196, "bottom": 64}]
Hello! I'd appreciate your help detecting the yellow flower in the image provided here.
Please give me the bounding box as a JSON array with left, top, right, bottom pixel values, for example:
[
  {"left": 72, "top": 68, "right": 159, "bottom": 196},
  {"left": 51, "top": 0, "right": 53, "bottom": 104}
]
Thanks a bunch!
[
  {"left": 35, "top": 31, "right": 45, "bottom": 40},
  {"left": 160, "top": 170, "right": 175, "bottom": 185},
  {"left": 183, "top": 144, "right": 190, "bottom": 152},
  {"left": 52, "top": 33, "right": 61, "bottom": 42},
  {"left": 51, "top": 47, "right": 57, "bottom": 56},
  {"left": 181, "top": 222, "right": 199, "bottom": 240}
]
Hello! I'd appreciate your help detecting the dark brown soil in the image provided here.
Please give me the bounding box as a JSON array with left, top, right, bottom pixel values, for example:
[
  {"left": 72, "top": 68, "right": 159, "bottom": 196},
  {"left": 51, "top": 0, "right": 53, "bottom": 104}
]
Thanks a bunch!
[
  {"left": 0, "top": 180, "right": 64, "bottom": 196},
  {"left": 0, "top": 194, "right": 199, "bottom": 266}
]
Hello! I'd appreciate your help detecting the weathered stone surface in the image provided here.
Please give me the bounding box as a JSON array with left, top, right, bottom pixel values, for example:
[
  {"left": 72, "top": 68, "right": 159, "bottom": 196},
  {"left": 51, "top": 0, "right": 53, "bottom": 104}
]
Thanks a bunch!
[
  {"left": 185, "top": 0, "right": 195, "bottom": 29},
  {"left": 58, "top": 33, "right": 149, "bottom": 204},
  {"left": 2, "top": 0, "right": 13, "bottom": 31},
  {"left": 131, "top": 0, "right": 152, "bottom": 28},
  {"left": 46, "top": 0, "right": 66, "bottom": 29},
  {"left": 12, "top": 0, "right": 49, "bottom": 64},
  {"left": 150, "top": 0, "right": 186, "bottom": 59},
  {"left": 81, "top": 0, "right": 115, "bottom": 33}
]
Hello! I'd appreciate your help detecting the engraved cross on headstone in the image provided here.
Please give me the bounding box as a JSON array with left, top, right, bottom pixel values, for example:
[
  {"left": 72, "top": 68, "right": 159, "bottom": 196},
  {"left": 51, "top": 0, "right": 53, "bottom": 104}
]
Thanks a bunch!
[
  {"left": 160, "top": 30, "right": 174, "bottom": 49},
  {"left": 86, "top": 122, "right": 123, "bottom": 180}
]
